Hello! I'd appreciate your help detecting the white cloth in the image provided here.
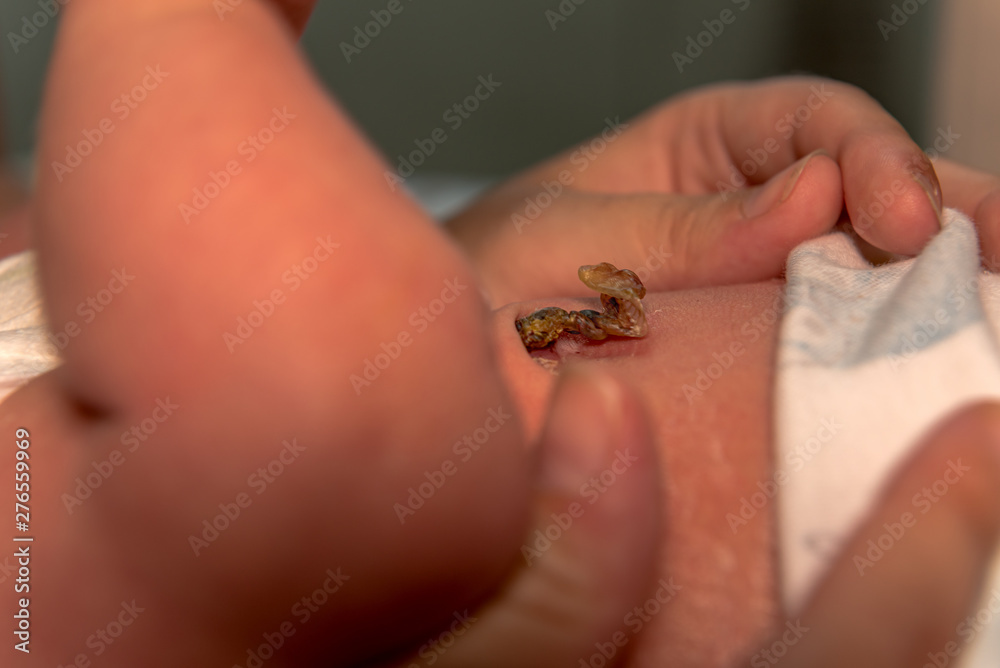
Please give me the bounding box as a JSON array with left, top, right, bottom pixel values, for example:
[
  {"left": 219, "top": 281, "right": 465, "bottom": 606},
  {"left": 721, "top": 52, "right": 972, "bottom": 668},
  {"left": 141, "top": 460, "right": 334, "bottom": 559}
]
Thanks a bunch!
[
  {"left": 776, "top": 208, "right": 1000, "bottom": 667},
  {"left": 0, "top": 251, "right": 59, "bottom": 402}
]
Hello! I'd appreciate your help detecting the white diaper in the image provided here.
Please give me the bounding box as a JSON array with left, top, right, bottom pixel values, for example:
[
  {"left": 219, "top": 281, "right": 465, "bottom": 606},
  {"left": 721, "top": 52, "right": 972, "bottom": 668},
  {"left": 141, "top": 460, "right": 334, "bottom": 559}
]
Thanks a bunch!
[
  {"left": 0, "top": 251, "right": 59, "bottom": 403},
  {"left": 776, "top": 208, "right": 1000, "bottom": 667}
]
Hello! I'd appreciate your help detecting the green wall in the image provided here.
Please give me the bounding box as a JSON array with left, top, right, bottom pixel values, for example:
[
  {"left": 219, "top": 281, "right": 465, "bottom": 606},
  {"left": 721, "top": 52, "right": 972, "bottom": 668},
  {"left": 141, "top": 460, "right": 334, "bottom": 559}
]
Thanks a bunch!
[{"left": 2, "top": 0, "right": 940, "bottom": 177}]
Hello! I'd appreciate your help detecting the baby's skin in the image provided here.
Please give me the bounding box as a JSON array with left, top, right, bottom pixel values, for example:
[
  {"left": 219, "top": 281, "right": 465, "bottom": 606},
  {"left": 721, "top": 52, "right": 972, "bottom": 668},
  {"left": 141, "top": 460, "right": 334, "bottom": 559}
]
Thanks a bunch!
[
  {"left": 2, "top": 1, "right": 1000, "bottom": 666},
  {"left": 497, "top": 280, "right": 783, "bottom": 665}
]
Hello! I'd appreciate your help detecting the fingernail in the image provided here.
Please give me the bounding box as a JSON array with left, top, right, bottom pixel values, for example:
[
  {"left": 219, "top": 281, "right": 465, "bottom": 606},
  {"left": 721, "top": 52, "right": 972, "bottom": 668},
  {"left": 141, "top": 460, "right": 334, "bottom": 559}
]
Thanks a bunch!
[
  {"left": 911, "top": 170, "right": 944, "bottom": 226},
  {"left": 742, "top": 149, "right": 828, "bottom": 219},
  {"left": 538, "top": 368, "right": 621, "bottom": 495}
]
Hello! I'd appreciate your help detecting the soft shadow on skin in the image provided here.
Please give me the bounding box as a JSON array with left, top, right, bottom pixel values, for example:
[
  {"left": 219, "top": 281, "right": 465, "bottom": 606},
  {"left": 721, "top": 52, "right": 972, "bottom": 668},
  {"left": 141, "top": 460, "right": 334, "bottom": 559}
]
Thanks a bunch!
[{"left": 0, "top": 172, "right": 30, "bottom": 259}]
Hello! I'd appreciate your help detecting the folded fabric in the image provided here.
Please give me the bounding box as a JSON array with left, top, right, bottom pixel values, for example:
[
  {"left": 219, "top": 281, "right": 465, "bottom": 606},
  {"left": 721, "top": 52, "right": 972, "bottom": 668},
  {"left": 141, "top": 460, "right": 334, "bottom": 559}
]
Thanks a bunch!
[
  {"left": 0, "top": 250, "right": 59, "bottom": 403},
  {"left": 776, "top": 208, "right": 1000, "bottom": 667}
]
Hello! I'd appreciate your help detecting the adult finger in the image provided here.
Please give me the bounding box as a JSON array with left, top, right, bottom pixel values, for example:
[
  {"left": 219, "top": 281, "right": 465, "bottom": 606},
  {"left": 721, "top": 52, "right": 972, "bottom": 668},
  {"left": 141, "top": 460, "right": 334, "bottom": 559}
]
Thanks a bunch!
[
  {"left": 480, "top": 77, "right": 939, "bottom": 259},
  {"left": 932, "top": 158, "right": 1000, "bottom": 267},
  {"left": 767, "top": 402, "right": 1000, "bottom": 667},
  {"left": 716, "top": 77, "right": 943, "bottom": 256},
  {"left": 451, "top": 150, "right": 842, "bottom": 304},
  {"left": 398, "top": 368, "right": 662, "bottom": 667}
]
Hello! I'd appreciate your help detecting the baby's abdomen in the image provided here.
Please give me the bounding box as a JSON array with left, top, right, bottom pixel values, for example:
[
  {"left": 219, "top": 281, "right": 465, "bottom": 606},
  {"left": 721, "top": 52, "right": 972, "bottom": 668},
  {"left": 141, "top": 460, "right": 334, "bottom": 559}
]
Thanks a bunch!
[{"left": 589, "top": 281, "right": 784, "bottom": 667}]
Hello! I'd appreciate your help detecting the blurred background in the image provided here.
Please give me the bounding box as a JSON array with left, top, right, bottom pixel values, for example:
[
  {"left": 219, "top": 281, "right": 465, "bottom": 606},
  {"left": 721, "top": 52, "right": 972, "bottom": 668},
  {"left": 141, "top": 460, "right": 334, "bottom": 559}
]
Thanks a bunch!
[{"left": 0, "top": 0, "right": 997, "bottom": 216}]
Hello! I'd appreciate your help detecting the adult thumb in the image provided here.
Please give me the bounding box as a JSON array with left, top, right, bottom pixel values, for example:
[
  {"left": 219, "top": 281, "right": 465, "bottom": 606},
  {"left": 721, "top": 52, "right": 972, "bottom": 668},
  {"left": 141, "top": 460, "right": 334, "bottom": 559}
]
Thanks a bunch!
[
  {"left": 410, "top": 367, "right": 662, "bottom": 667},
  {"left": 767, "top": 402, "right": 1000, "bottom": 667}
]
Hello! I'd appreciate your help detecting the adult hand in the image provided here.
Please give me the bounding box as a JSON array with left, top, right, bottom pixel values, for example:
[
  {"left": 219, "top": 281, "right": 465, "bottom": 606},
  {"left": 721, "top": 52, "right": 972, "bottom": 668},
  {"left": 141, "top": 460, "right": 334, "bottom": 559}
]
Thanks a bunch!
[
  {"left": 758, "top": 402, "right": 1000, "bottom": 667},
  {"left": 448, "top": 77, "right": 1000, "bottom": 306},
  {"left": 388, "top": 368, "right": 662, "bottom": 667}
]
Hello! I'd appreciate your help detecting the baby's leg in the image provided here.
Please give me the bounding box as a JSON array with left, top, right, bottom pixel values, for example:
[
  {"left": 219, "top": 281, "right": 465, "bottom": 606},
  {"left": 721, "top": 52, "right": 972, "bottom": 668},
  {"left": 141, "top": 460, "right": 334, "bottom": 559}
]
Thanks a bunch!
[{"left": 5, "top": 1, "right": 533, "bottom": 664}]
